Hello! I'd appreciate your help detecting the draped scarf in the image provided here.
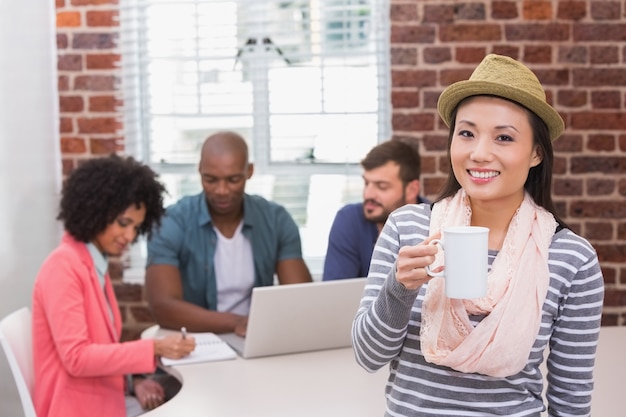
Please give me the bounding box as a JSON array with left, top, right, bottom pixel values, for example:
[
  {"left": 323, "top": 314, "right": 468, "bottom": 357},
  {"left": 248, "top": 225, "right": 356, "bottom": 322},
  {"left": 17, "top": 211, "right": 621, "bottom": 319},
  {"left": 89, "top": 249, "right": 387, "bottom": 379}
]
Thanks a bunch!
[{"left": 420, "top": 190, "right": 557, "bottom": 377}]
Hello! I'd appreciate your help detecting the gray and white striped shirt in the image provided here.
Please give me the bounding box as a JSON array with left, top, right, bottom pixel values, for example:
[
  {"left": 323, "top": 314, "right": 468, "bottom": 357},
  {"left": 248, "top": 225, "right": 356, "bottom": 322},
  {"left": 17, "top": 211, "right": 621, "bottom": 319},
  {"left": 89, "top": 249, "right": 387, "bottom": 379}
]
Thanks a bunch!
[{"left": 352, "top": 203, "right": 605, "bottom": 417}]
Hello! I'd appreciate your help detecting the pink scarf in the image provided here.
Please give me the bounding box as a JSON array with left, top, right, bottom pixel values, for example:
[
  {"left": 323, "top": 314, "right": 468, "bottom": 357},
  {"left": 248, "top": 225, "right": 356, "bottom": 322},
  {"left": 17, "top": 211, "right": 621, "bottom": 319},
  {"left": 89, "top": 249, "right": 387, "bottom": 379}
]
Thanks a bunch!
[{"left": 420, "top": 190, "right": 557, "bottom": 377}]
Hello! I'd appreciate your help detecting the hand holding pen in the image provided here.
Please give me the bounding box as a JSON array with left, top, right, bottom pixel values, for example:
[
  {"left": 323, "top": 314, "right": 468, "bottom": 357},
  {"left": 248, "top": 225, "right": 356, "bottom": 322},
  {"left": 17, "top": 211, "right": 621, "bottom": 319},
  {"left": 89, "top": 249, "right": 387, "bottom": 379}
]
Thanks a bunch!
[{"left": 153, "top": 328, "right": 195, "bottom": 359}]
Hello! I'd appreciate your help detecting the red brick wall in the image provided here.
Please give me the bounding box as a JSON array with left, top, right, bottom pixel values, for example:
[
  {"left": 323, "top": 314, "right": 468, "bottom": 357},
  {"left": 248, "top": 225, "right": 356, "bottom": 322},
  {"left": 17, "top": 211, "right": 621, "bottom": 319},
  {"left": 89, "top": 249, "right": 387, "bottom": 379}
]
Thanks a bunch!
[
  {"left": 390, "top": 0, "right": 626, "bottom": 326},
  {"left": 55, "top": 0, "right": 149, "bottom": 341},
  {"left": 55, "top": 0, "right": 626, "bottom": 337}
]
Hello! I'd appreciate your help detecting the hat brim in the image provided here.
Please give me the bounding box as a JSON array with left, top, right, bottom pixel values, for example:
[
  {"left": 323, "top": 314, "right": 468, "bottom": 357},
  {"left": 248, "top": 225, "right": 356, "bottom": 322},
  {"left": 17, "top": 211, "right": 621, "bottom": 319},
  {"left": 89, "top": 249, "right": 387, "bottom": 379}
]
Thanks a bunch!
[{"left": 437, "top": 80, "right": 564, "bottom": 141}]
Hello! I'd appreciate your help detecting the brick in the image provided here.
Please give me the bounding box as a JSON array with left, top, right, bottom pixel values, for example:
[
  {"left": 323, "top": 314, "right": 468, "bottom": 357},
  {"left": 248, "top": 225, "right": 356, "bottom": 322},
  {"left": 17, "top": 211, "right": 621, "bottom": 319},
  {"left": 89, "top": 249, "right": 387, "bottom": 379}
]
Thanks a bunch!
[
  {"left": 619, "top": 222, "right": 626, "bottom": 239},
  {"left": 603, "top": 267, "right": 617, "bottom": 284},
  {"left": 590, "top": 1, "right": 621, "bottom": 20},
  {"left": 423, "top": 91, "right": 441, "bottom": 109},
  {"left": 524, "top": 45, "right": 551, "bottom": 63},
  {"left": 390, "top": 3, "right": 418, "bottom": 22},
  {"left": 595, "top": 244, "right": 626, "bottom": 263},
  {"left": 62, "top": 159, "right": 75, "bottom": 176},
  {"left": 556, "top": 0, "right": 586, "bottom": 20},
  {"left": 584, "top": 222, "right": 613, "bottom": 240},
  {"left": 590, "top": 45, "right": 619, "bottom": 64},
  {"left": 620, "top": 179, "right": 626, "bottom": 196},
  {"left": 491, "top": 45, "right": 519, "bottom": 59},
  {"left": 58, "top": 54, "right": 82, "bottom": 71},
  {"left": 130, "top": 306, "right": 155, "bottom": 323},
  {"left": 423, "top": 47, "right": 451, "bottom": 64},
  {"left": 440, "top": 68, "right": 474, "bottom": 86},
  {"left": 601, "top": 314, "right": 618, "bottom": 326},
  {"left": 505, "top": 23, "right": 569, "bottom": 41},
  {"left": 72, "top": 0, "right": 119, "bottom": 5},
  {"left": 455, "top": 47, "right": 487, "bottom": 63},
  {"left": 603, "top": 288, "right": 626, "bottom": 306},
  {"left": 570, "top": 200, "right": 626, "bottom": 218},
  {"left": 570, "top": 156, "right": 626, "bottom": 173},
  {"left": 72, "top": 33, "right": 117, "bottom": 49},
  {"left": 391, "top": 70, "right": 437, "bottom": 88},
  {"left": 422, "top": 134, "right": 448, "bottom": 152},
  {"left": 620, "top": 134, "right": 626, "bottom": 151},
  {"left": 392, "top": 113, "right": 435, "bottom": 131},
  {"left": 532, "top": 69, "right": 569, "bottom": 86},
  {"left": 522, "top": 1, "right": 553, "bottom": 20},
  {"left": 86, "top": 53, "right": 120, "bottom": 69},
  {"left": 391, "top": 25, "right": 436, "bottom": 44},
  {"left": 418, "top": 154, "right": 437, "bottom": 174},
  {"left": 571, "top": 112, "right": 626, "bottom": 130},
  {"left": 588, "top": 134, "right": 616, "bottom": 151},
  {"left": 574, "top": 24, "right": 626, "bottom": 41},
  {"left": 391, "top": 47, "right": 417, "bottom": 66},
  {"left": 557, "top": 90, "right": 587, "bottom": 107},
  {"left": 113, "top": 283, "right": 143, "bottom": 302},
  {"left": 553, "top": 178, "right": 583, "bottom": 196},
  {"left": 86, "top": 10, "right": 119, "bottom": 27},
  {"left": 74, "top": 75, "right": 117, "bottom": 91},
  {"left": 455, "top": 3, "right": 486, "bottom": 20},
  {"left": 57, "top": 34, "right": 68, "bottom": 49},
  {"left": 58, "top": 75, "right": 70, "bottom": 91},
  {"left": 60, "top": 137, "right": 87, "bottom": 153},
  {"left": 89, "top": 95, "right": 119, "bottom": 112},
  {"left": 587, "top": 178, "right": 615, "bottom": 196},
  {"left": 90, "top": 137, "right": 122, "bottom": 154},
  {"left": 56, "top": 0, "right": 65, "bottom": 7},
  {"left": 558, "top": 45, "right": 587, "bottom": 63},
  {"left": 591, "top": 91, "right": 620, "bottom": 109},
  {"left": 492, "top": 1, "right": 519, "bottom": 19},
  {"left": 440, "top": 24, "right": 501, "bottom": 42},
  {"left": 423, "top": 177, "right": 446, "bottom": 196},
  {"left": 56, "top": 11, "right": 81, "bottom": 27},
  {"left": 391, "top": 90, "right": 420, "bottom": 108},
  {"left": 553, "top": 156, "right": 567, "bottom": 174},
  {"left": 553, "top": 134, "right": 583, "bottom": 152},
  {"left": 77, "top": 117, "right": 118, "bottom": 134},
  {"left": 59, "top": 96, "right": 84, "bottom": 112},
  {"left": 423, "top": 5, "right": 454, "bottom": 23},
  {"left": 574, "top": 68, "right": 626, "bottom": 86},
  {"left": 60, "top": 117, "right": 73, "bottom": 133}
]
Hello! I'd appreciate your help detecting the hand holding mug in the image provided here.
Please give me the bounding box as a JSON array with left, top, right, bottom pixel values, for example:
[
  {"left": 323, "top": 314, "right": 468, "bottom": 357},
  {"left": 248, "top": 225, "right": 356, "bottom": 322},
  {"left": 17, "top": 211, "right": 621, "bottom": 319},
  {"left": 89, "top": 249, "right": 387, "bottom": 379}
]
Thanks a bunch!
[{"left": 396, "top": 232, "right": 441, "bottom": 290}]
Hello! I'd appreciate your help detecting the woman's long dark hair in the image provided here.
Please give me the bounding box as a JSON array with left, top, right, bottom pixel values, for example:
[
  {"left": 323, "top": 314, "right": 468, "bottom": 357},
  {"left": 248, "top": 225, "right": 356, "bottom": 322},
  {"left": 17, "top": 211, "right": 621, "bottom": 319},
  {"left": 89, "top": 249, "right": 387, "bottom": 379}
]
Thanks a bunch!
[{"left": 434, "top": 96, "right": 568, "bottom": 228}]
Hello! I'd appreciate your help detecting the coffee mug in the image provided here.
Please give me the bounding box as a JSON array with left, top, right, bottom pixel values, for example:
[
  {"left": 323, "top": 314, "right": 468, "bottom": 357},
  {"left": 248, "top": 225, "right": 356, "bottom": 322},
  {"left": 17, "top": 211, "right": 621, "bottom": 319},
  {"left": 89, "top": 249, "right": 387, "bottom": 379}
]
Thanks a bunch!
[{"left": 425, "top": 226, "right": 489, "bottom": 299}]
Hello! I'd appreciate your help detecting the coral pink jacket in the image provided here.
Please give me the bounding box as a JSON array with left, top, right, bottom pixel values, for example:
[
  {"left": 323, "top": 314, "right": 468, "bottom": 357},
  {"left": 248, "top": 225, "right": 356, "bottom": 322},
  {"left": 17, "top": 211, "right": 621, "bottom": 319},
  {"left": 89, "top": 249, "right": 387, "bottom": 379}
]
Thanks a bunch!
[{"left": 32, "top": 233, "right": 156, "bottom": 417}]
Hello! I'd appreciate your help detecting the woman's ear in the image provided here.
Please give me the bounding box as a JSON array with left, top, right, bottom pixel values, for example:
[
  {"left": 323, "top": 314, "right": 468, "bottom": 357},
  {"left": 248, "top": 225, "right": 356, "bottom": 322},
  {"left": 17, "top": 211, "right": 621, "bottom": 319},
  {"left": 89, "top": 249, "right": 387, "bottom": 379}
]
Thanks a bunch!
[{"left": 530, "top": 146, "right": 543, "bottom": 168}]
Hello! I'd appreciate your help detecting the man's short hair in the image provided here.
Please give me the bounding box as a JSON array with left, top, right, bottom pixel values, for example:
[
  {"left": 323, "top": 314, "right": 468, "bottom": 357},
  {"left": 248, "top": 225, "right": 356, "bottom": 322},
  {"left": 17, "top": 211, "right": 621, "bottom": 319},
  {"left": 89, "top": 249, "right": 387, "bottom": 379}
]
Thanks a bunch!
[{"left": 360, "top": 140, "right": 422, "bottom": 185}]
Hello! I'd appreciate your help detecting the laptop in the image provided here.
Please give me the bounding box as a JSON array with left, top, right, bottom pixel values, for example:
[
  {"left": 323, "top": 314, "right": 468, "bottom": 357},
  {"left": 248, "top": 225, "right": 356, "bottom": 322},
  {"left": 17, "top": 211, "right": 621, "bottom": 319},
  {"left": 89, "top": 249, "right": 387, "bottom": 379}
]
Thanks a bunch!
[{"left": 220, "top": 277, "right": 367, "bottom": 359}]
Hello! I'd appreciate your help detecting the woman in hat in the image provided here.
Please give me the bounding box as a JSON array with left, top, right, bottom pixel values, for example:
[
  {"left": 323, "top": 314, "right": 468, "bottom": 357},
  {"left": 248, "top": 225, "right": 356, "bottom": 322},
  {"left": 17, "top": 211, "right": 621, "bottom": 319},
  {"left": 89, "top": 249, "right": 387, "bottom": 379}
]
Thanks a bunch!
[
  {"left": 32, "top": 154, "right": 196, "bottom": 417},
  {"left": 352, "top": 54, "right": 604, "bottom": 416}
]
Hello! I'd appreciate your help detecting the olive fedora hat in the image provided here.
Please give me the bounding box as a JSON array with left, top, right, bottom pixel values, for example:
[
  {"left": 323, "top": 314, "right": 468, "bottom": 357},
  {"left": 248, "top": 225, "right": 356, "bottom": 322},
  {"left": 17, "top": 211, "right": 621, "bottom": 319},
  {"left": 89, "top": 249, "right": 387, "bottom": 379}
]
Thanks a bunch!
[{"left": 437, "top": 54, "right": 564, "bottom": 141}]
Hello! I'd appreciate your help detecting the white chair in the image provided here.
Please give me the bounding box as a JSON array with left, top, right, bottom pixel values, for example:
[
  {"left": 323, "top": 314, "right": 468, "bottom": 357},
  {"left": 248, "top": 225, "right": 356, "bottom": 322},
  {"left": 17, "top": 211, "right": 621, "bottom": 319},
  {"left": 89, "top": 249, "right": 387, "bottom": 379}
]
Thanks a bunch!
[{"left": 0, "top": 307, "right": 37, "bottom": 417}]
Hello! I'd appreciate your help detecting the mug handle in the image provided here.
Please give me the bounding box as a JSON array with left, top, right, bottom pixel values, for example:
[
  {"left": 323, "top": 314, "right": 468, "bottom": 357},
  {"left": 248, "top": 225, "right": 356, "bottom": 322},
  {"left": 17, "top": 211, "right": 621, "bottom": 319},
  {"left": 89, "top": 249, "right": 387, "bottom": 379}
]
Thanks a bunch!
[{"left": 424, "top": 239, "right": 444, "bottom": 277}]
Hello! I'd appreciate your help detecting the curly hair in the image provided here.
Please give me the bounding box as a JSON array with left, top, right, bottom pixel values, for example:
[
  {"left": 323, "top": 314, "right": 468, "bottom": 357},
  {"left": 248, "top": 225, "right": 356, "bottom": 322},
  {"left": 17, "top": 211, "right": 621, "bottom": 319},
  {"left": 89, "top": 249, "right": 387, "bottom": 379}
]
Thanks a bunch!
[{"left": 58, "top": 154, "right": 167, "bottom": 243}]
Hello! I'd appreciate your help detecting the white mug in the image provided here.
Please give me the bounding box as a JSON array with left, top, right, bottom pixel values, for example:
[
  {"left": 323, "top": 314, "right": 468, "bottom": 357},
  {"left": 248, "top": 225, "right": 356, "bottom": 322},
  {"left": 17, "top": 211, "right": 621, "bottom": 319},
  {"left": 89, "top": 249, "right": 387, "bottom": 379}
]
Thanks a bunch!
[{"left": 425, "top": 226, "right": 489, "bottom": 299}]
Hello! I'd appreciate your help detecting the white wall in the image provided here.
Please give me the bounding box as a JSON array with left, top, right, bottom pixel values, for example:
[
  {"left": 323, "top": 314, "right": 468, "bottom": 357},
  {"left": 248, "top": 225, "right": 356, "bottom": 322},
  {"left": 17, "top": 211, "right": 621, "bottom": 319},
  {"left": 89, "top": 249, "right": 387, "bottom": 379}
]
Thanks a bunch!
[{"left": 0, "top": 1, "right": 62, "bottom": 416}]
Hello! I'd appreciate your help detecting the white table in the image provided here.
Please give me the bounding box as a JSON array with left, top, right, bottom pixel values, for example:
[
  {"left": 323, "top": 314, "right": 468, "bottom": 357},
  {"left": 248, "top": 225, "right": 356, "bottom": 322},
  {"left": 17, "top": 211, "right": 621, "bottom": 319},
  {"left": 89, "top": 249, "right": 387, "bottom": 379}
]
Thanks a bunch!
[{"left": 143, "top": 326, "right": 625, "bottom": 416}]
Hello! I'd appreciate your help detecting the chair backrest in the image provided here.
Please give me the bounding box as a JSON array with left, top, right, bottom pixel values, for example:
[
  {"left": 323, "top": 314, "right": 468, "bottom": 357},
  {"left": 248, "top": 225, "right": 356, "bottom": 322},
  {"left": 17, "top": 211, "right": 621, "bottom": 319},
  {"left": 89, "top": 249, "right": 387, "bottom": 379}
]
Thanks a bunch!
[{"left": 0, "top": 307, "right": 37, "bottom": 417}]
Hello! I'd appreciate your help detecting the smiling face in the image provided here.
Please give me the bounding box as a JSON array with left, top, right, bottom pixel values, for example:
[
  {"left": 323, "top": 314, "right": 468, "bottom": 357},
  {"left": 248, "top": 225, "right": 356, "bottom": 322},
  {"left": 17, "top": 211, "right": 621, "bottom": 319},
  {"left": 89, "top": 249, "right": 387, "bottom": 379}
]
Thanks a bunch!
[
  {"left": 450, "top": 96, "right": 542, "bottom": 210},
  {"left": 92, "top": 203, "right": 146, "bottom": 256}
]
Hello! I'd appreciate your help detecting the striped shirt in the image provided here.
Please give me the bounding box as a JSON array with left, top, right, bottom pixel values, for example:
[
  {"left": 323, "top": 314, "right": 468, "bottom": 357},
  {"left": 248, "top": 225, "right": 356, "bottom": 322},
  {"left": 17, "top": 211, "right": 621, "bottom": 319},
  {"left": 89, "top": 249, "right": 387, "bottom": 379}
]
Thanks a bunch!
[{"left": 352, "top": 203, "right": 605, "bottom": 417}]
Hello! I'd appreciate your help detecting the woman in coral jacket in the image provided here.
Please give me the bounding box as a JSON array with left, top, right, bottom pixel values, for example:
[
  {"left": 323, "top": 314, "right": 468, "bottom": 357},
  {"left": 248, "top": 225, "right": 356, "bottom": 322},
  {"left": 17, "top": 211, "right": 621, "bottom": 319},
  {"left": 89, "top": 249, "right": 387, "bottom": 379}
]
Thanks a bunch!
[{"left": 32, "top": 155, "right": 196, "bottom": 417}]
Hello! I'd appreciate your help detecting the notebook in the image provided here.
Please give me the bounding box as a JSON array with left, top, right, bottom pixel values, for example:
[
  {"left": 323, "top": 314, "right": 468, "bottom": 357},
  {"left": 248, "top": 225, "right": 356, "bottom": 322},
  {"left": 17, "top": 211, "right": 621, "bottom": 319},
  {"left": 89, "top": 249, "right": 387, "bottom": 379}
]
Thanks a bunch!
[
  {"left": 161, "top": 332, "right": 237, "bottom": 366},
  {"left": 220, "top": 277, "right": 367, "bottom": 359}
]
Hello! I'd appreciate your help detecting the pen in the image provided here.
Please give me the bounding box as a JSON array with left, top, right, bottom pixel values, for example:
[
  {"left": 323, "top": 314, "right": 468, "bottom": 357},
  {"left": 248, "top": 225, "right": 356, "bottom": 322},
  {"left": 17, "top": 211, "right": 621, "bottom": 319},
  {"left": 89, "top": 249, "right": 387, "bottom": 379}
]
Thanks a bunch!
[{"left": 181, "top": 326, "right": 187, "bottom": 340}]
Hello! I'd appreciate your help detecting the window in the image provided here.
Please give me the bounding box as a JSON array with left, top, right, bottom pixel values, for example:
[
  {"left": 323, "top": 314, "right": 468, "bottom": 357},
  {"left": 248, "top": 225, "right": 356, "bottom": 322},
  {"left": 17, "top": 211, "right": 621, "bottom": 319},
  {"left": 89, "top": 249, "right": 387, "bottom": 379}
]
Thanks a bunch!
[{"left": 120, "top": 0, "right": 391, "bottom": 277}]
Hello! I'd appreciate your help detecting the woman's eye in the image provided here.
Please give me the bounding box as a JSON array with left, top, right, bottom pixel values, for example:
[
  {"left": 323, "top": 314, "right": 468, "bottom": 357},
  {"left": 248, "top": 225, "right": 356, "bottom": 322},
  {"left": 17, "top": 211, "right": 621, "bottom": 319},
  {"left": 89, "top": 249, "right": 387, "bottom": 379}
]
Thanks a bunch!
[
  {"left": 496, "top": 135, "right": 514, "bottom": 142},
  {"left": 458, "top": 130, "right": 473, "bottom": 138}
]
